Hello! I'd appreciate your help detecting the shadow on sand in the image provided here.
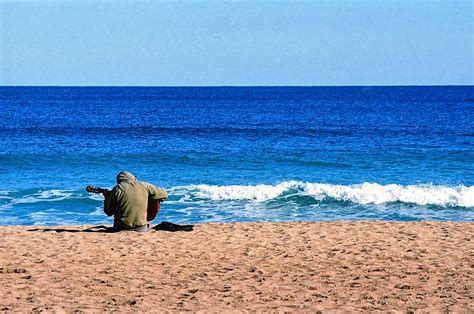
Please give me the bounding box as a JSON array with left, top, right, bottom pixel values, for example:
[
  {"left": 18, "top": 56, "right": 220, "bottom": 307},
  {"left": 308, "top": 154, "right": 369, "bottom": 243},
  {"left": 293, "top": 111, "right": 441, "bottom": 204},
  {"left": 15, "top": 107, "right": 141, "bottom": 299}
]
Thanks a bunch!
[
  {"left": 27, "top": 222, "right": 194, "bottom": 233},
  {"left": 27, "top": 225, "right": 117, "bottom": 233}
]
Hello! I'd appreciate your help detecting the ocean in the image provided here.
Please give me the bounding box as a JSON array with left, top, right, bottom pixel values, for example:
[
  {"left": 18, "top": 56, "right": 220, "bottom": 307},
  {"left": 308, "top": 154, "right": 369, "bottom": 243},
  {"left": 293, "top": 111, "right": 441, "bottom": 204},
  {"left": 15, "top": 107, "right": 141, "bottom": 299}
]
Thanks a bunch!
[{"left": 0, "top": 86, "right": 472, "bottom": 225}]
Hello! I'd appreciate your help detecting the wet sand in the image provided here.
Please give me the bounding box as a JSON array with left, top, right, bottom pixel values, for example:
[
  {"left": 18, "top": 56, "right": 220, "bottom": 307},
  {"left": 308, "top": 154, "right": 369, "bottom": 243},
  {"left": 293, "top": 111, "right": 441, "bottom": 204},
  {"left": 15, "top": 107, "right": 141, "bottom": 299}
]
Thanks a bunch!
[{"left": 0, "top": 221, "right": 472, "bottom": 312}]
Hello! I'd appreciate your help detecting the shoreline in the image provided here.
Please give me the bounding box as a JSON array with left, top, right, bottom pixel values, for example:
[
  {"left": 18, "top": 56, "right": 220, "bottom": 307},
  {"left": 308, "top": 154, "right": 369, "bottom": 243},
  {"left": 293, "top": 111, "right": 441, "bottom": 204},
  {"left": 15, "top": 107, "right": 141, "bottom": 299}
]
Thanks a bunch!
[{"left": 1, "top": 221, "right": 472, "bottom": 312}]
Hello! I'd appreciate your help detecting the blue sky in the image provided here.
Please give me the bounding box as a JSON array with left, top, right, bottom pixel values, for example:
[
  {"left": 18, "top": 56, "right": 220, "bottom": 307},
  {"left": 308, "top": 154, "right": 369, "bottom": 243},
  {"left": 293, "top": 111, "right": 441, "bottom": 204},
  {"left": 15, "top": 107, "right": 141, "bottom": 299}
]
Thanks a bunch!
[{"left": 0, "top": 1, "right": 472, "bottom": 86}]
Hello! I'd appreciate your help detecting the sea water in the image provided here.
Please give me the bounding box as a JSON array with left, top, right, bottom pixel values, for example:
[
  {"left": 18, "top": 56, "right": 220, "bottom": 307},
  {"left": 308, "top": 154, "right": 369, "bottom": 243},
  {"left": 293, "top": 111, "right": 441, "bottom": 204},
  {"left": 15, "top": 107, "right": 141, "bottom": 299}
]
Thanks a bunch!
[{"left": 0, "top": 86, "right": 472, "bottom": 225}]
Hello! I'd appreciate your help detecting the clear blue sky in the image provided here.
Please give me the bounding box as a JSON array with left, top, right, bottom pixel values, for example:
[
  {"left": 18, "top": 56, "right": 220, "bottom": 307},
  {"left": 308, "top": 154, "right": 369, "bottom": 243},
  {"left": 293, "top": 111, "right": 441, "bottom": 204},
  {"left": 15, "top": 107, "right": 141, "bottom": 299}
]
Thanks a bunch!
[{"left": 0, "top": 1, "right": 472, "bottom": 86}]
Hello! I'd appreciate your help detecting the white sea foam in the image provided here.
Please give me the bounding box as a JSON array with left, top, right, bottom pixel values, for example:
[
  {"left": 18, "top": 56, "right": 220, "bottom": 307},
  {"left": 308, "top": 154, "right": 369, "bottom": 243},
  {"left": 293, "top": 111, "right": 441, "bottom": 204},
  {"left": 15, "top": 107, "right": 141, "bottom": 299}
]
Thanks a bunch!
[
  {"left": 88, "top": 194, "right": 104, "bottom": 201},
  {"left": 178, "top": 181, "right": 300, "bottom": 202},
  {"left": 303, "top": 183, "right": 474, "bottom": 207},
  {"left": 12, "top": 190, "right": 73, "bottom": 205},
  {"left": 89, "top": 206, "right": 105, "bottom": 216},
  {"left": 173, "top": 181, "right": 474, "bottom": 208},
  {"left": 29, "top": 210, "right": 74, "bottom": 226}
]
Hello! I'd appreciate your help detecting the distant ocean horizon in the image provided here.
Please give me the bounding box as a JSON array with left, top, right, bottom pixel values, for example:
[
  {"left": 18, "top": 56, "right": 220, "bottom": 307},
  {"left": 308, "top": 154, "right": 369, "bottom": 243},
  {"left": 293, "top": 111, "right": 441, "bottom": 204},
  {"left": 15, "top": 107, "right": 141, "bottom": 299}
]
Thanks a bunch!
[
  {"left": 0, "top": 86, "right": 472, "bottom": 225},
  {"left": 4, "top": 84, "right": 473, "bottom": 87}
]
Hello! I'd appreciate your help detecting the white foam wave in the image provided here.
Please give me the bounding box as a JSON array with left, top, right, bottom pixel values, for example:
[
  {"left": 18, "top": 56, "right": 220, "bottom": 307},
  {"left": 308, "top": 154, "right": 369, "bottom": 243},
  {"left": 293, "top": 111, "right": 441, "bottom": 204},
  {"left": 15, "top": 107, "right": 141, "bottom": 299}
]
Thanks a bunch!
[
  {"left": 89, "top": 206, "right": 105, "bottom": 216},
  {"left": 28, "top": 210, "right": 75, "bottom": 226},
  {"left": 304, "top": 183, "right": 474, "bottom": 207},
  {"left": 12, "top": 190, "right": 73, "bottom": 205},
  {"left": 173, "top": 182, "right": 474, "bottom": 208},
  {"left": 178, "top": 181, "right": 300, "bottom": 202},
  {"left": 88, "top": 194, "right": 104, "bottom": 201}
]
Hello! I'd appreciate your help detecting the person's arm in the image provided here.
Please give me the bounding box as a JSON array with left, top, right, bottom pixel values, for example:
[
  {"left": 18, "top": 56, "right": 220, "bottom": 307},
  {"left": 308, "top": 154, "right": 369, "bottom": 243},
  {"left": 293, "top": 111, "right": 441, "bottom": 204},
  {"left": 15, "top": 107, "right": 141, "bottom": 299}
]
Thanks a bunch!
[
  {"left": 143, "top": 182, "right": 168, "bottom": 201},
  {"left": 103, "top": 188, "right": 117, "bottom": 216}
]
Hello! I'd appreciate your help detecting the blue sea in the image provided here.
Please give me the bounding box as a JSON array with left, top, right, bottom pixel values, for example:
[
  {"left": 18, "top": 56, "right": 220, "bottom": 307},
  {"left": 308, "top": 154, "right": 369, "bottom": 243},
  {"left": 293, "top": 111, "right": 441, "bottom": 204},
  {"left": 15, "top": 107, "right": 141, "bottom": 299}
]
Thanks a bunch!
[{"left": 0, "top": 86, "right": 473, "bottom": 225}]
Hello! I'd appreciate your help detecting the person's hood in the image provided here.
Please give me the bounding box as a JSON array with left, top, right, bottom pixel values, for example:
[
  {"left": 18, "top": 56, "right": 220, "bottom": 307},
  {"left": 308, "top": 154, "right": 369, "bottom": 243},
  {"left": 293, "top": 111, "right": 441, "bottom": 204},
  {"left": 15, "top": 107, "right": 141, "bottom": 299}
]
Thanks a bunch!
[{"left": 116, "top": 171, "right": 137, "bottom": 184}]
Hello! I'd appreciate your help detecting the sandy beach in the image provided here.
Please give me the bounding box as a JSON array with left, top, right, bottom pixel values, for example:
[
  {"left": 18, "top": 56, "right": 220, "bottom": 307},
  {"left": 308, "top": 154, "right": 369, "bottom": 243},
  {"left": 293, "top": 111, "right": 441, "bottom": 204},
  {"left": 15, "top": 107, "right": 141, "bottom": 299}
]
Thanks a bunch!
[{"left": 0, "top": 221, "right": 472, "bottom": 312}]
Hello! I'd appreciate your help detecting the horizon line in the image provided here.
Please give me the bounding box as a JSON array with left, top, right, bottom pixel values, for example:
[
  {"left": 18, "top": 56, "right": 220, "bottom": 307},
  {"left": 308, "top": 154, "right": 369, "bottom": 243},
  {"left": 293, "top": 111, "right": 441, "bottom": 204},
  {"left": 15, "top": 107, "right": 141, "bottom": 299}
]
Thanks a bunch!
[{"left": 1, "top": 84, "right": 473, "bottom": 88}]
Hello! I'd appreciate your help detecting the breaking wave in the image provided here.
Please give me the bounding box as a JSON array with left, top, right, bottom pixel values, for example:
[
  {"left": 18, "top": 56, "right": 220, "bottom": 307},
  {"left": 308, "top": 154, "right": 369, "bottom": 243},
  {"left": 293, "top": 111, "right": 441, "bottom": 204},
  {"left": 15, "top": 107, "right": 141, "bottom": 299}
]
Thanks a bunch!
[
  {"left": 172, "top": 181, "right": 474, "bottom": 208},
  {"left": 0, "top": 182, "right": 473, "bottom": 225},
  {"left": 11, "top": 190, "right": 74, "bottom": 205},
  {"left": 2, "top": 183, "right": 473, "bottom": 210}
]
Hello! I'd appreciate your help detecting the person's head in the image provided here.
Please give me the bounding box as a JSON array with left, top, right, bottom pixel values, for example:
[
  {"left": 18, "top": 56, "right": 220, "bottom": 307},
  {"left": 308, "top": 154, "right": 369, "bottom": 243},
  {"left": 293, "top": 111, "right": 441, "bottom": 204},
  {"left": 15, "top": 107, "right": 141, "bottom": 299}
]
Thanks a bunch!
[{"left": 116, "top": 171, "right": 137, "bottom": 184}]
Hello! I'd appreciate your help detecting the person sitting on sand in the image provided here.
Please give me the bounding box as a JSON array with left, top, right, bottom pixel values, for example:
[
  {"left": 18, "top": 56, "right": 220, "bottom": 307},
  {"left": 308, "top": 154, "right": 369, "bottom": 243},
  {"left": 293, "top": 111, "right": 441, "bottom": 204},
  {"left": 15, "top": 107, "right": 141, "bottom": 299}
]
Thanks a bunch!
[{"left": 102, "top": 171, "right": 168, "bottom": 232}]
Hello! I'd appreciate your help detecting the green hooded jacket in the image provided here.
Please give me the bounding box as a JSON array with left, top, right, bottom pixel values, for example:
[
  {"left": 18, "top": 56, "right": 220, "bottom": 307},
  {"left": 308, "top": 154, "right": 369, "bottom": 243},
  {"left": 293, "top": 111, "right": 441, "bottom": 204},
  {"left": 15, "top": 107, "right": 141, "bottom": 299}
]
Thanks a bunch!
[{"left": 104, "top": 171, "right": 168, "bottom": 229}]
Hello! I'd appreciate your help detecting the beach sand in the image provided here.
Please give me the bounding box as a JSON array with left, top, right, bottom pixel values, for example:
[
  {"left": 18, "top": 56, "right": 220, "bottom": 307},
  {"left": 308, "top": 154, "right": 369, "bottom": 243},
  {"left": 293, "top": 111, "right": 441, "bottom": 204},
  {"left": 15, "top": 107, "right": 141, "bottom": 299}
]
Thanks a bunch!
[{"left": 0, "top": 221, "right": 472, "bottom": 312}]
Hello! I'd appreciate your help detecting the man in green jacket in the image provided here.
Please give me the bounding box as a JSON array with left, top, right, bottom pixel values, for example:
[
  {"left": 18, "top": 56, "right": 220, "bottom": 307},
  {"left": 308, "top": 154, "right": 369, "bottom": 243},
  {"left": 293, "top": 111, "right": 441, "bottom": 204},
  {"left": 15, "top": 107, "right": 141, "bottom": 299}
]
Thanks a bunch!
[{"left": 104, "top": 171, "right": 168, "bottom": 232}]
